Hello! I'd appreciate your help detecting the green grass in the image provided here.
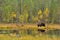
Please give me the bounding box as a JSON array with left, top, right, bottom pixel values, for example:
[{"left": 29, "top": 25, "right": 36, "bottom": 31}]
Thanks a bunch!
[
  {"left": 0, "top": 34, "right": 60, "bottom": 40},
  {"left": 0, "top": 29, "right": 60, "bottom": 40},
  {"left": 0, "top": 25, "right": 60, "bottom": 40}
]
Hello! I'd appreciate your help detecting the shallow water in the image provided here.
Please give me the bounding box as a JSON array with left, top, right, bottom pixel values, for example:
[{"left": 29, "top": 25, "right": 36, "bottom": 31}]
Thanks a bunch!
[
  {"left": 0, "top": 29, "right": 60, "bottom": 37},
  {"left": 46, "top": 29, "right": 60, "bottom": 36}
]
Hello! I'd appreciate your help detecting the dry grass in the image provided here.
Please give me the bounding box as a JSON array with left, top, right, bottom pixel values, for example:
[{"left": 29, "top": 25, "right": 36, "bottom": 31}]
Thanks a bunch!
[
  {"left": 0, "top": 23, "right": 60, "bottom": 40},
  {"left": 0, "top": 23, "right": 60, "bottom": 29}
]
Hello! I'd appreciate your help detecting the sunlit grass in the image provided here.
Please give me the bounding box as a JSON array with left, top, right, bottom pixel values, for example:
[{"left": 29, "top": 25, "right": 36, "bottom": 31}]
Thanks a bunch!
[
  {"left": 0, "top": 34, "right": 60, "bottom": 40},
  {"left": 0, "top": 24, "right": 60, "bottom": 40}
]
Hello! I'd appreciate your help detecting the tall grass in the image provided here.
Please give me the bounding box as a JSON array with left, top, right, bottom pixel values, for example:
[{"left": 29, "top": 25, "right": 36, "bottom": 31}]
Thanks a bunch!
[{"left": 0, "top": 26, "right": 60, "bottom": 40}]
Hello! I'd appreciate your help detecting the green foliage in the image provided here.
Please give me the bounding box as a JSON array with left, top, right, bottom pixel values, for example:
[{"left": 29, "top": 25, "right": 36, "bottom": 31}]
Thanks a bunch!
[
  {"left": 0, "top": 0, "right": 60, "bottom": 24},
  {"left": 49, "top": 0, "right": 58, "bottom": 24}
]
